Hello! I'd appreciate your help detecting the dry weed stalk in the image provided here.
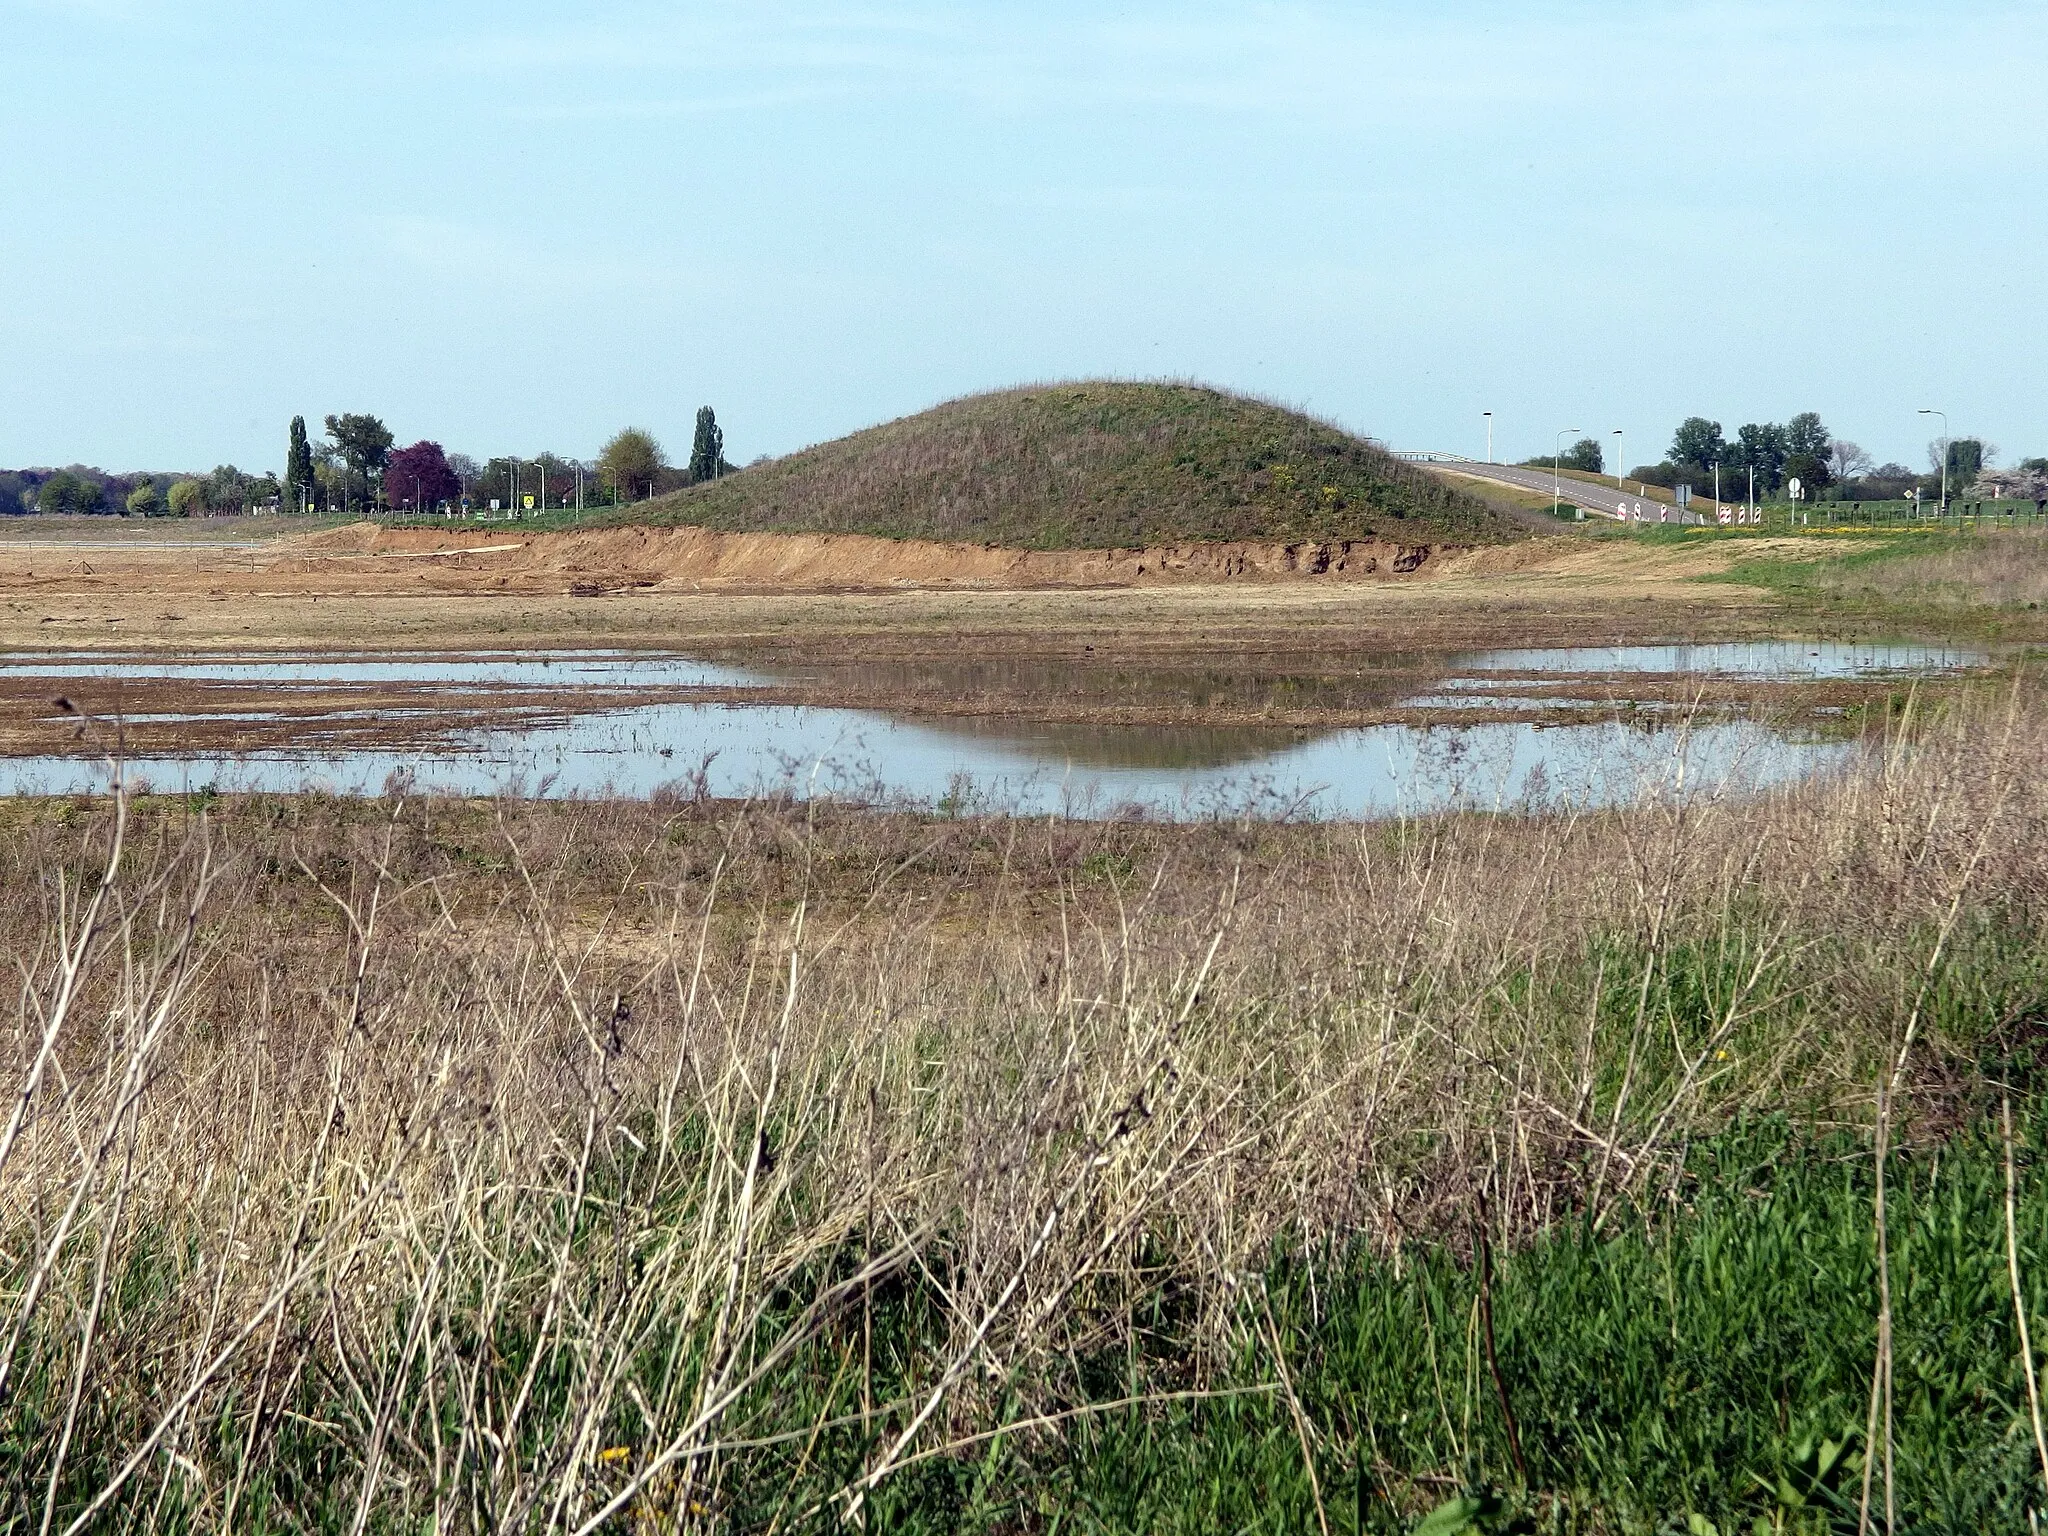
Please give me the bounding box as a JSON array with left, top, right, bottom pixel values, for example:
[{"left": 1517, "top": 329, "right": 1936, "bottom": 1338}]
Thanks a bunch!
[{"left": 0, "top": 689, "right": 2042, "bottom": 1524}]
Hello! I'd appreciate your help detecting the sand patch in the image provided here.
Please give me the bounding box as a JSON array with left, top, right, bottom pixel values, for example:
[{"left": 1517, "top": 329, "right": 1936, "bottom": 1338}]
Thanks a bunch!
[{"left": 270, "top": 522, "right": 1460, "bottom": 593}]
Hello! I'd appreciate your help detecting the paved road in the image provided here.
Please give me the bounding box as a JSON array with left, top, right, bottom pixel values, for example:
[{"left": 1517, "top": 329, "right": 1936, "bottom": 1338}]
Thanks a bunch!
[{"left": 1415, "top": 459, "right": 1716, "bottom": 526}]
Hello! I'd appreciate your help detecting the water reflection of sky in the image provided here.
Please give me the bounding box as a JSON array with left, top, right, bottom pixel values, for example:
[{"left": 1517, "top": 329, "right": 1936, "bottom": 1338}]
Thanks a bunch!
[
  {"left": 0, "top": 641, "right": 1985, "bottom": 818},
  {"left": 1458, "top": 641, "right": 1988, "bottom": 678},
  {"left": 3, "top": 651, "right": 751, "bottom": 690},
  {"left": 0, "top": 704, "right": 1851, "bottom": 820}
]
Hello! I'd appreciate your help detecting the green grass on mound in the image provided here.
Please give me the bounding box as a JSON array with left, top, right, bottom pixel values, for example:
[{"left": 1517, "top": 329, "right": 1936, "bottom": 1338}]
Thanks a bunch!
[{"left": 593, "top": 382, "right": 1519, "bottom": 550}]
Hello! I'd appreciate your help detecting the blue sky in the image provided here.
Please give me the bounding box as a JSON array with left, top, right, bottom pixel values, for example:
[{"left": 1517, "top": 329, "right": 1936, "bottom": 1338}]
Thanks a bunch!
[{"left": 2, "top": 1, "right": 2040, "bottom": 475}]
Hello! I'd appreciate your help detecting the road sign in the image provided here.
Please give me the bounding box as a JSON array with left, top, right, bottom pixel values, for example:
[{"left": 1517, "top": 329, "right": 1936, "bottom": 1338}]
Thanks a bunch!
[
  {"left": 489, "top": 498, "right": 500, "bottom": 511},
  {"left": 1788, "top": 477, "right": 1803, "bottom": 501},
  {"left": 1675, "top": 484, "right": 1692, "bottom": 509},
  {"left": 522, "top": 495, "right": 535, "bottom": 510}
]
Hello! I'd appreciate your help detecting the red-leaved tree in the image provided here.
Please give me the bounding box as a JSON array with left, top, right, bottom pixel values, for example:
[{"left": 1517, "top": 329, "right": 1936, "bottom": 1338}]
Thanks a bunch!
[{"left": 384, "top": 441, "right": 461, "bottom": 510}]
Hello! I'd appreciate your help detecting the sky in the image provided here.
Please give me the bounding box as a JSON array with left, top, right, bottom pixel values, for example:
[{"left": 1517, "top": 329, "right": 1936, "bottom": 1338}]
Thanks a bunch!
[{"left": 2, "top": 1, "right": 2041, "bottom": 476}]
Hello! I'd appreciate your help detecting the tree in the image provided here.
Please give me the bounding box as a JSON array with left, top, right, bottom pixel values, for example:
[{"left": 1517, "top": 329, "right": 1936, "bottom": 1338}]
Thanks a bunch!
[
  {"left": 1969, "top": 461, "right": 2044, "bottom": 500},
  {"left": 598, "top": 427, "right": 665, "bottom": 501},
  {"left": 532, "top": 452, "right": 579, "bottom": 511},
  {"left": 125, "top": 479, "right": 163, "bottom": 518},
  {"left": 1562, "top": 437, "right": 1603, "bottom": 473},
  {"left": 385, "top": 441, "right": 461, "bottom": 510},
  {"left": 1828, "top": 439, "right": 1873, "bottom": 481},
  {"left": 1730, "top": 423, "right": 1788, "bottom": 493},
  {"left": 285, "top": 416, "right": 314, "bottom": 511},
  {"left": 37, "top": 469, "right": 104, "bottom": 515},
  {"left": 312, "top": 445, "right": 344, "bottom": 513},
  {"left": 1784, "top": 412, "right": 1830, "bottom": 460},
  {"left": 323, "top": 412, "right": 394, "bottom": 512},
  {"left": 688, "top": 407, "right": 725, "bottom": 484},
  {"left": 204, "top": 465, "right": 260, "bottom": 514},
  {"left": 1783, "top": 453, "right": 1831, "bottom": 495},
  {"left": 166, "top": 479, "right": 204, "bottom": 517},
  {"left": 1670, "top": 417, "right": 1726, "bottom": 471},
  {"left": 1944, "top": 438, "right": 1986, "bottom": 484}
]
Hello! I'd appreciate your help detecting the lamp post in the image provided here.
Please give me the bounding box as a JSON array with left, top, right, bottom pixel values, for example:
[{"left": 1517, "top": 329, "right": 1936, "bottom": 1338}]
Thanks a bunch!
[
  {"left": 1483, "top": 412, "right": 1493, "bottom": 464},
  {"left": 1612, "top": 430, "right": 1624, "bottom": 490},
  {"left": 1554, "top": 428, "right": 1580, "bottom": 519},
  {"left": 1919, "top": 408, "right": 1948, "bottom": 514},
  {"left": 1712, "top": 461, "right": 1720, "bottom": 521}
]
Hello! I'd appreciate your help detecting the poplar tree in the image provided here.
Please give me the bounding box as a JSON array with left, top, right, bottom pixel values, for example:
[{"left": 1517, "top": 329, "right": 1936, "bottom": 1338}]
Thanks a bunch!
[
  {"left": 688, "top": 407, "right": 724, "bottom": 484},
  {"left": 285, "top": 416, "right": 314, "bottom": 512}
]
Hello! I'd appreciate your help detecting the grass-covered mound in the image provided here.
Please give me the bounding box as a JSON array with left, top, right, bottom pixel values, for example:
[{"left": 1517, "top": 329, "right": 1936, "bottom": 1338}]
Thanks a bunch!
[{"left": 606, "top": 382, "right": 1517, "bottom": 549}]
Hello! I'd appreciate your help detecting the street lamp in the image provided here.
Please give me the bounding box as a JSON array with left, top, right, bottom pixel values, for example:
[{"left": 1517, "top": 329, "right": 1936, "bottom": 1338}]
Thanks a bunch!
[
  {"left": 1612, "top": 430, "right": 1624, "bottom": 490},
  {"left": 1919, "top": 408, "right": 1948, "bottom": 514},
  {"left": 1482, "top": 412, "right": 1493, "bottom": 464},
  {"left": 1554, "top": 428, "right": 1580, "bottom": 519}
]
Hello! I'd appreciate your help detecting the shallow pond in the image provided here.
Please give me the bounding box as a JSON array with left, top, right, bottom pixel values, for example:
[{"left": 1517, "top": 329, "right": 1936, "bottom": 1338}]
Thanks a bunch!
[{"left": 0, "top": 641, "right": 1991, "bottom": 818}]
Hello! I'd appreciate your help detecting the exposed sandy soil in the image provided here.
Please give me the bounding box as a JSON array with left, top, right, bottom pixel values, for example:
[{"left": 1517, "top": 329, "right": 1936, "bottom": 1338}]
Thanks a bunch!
[
  {"left": 0, "top": 519, "right": 1793, "bottom": 659},
  {"left": 0, "top": 678, "right": 733, "bottom": 757}
]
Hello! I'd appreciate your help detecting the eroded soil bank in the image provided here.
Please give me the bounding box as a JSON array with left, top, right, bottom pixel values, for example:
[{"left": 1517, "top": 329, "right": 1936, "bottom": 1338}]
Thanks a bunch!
[{"left": 0, "top": 517, "right": 1801, "bottom": 658}]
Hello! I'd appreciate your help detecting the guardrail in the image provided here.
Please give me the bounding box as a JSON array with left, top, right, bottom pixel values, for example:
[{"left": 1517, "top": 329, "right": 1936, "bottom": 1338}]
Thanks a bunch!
[{"left": 1392, "top": 451, "right": 1474, "bottom": 463}]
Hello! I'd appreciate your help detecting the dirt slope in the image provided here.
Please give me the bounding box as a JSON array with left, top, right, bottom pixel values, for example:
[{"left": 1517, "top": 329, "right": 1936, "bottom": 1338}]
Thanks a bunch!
[{"left": 272, "top": 521, "right": 1461, "bottom": 593}]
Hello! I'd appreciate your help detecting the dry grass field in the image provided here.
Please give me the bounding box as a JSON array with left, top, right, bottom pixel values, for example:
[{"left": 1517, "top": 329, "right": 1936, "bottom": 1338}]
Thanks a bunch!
[
  {"left": 5, "top": 514, "right": 2048, "bottom": 1528},
  {"left": 6, "top": 682, "right": 2048, "bottom": 1529}
]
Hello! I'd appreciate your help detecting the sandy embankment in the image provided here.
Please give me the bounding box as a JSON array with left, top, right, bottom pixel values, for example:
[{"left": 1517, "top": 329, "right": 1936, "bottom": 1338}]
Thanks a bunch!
[
  {"left": 0, "top": 516, "right": 1797, "bottom": 659},
  {"left": 263, "top": 521, "right": 1481, "bottom": 595}
]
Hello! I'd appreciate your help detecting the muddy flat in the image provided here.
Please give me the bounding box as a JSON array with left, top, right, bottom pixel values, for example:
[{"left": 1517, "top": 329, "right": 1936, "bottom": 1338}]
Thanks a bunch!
[
  {"left": 0, "top": 519, "right": 1795, "bottom": 665},
  {"left": 2, "top": 519, "right": 1989, "bottom": 762}
]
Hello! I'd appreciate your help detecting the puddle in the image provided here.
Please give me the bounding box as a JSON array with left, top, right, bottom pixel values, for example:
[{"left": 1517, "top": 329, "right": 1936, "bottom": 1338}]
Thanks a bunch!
[
  {"left": 11, "top": 651, "right": 751, "bottom": 690},
  {"left": 0, "top": 706, "right": 1852, "bottom": 819},
  {"left": 0, "top": 641, "right": 1990, "bottom": 818},
  {"left": 1458, "top": 641, "right": 1984, "bottom": 678}
]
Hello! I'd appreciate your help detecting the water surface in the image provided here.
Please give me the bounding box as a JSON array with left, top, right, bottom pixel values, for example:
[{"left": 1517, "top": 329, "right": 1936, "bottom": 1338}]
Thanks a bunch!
[{"left": 0, "top": 640, "right": 1988, "bottom": 817}]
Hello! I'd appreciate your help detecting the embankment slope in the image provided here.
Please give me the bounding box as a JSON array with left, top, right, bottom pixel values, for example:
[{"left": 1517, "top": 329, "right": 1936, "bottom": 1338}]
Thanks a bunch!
[
  {"left": 279, "top": 521, "right": 1475, "bottom": 592},
  {"left": 599, "top": 382, "right": 1520, "bottom": 550}
]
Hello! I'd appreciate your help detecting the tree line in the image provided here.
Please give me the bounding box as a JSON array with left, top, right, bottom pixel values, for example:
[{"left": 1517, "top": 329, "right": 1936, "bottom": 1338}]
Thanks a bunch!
[
  {"left": 1526, "top": 414, "right": 2044, "bottom": 506},
  {"left": 0, "top": 463, "right": 283, "bottom": 518},
  {"left": 282, "top": 410, "right": 734, "bottom": 516},
  {"left": 1, "top": 408, "right": 737, "bottom": 518}
]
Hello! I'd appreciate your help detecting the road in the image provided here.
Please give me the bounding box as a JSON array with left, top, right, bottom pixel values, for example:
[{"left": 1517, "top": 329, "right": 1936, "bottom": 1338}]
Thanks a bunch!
[{"left": 1409, "top": 457, "right": 1717, "bottom": 526}]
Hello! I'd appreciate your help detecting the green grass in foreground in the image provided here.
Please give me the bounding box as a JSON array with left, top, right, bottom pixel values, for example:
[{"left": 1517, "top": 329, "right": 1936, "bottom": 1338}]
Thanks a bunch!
[
  {"left": 10, "top": 730, "right": 2047, "bottom": 1532},
  {"left": 564, "top": 382, "right": 1519, "bottom": 550},
  {"left": 1035, "top": 1112, "right": 2048, "bottom": 1535},
  {"left": 27, "top": 1112, "right": 2045, "bottom": 1532}
]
